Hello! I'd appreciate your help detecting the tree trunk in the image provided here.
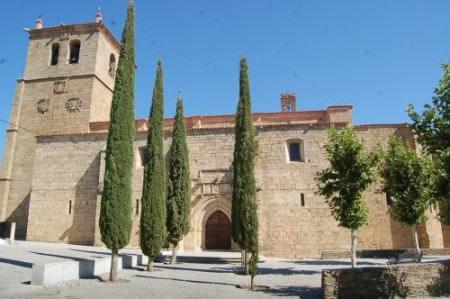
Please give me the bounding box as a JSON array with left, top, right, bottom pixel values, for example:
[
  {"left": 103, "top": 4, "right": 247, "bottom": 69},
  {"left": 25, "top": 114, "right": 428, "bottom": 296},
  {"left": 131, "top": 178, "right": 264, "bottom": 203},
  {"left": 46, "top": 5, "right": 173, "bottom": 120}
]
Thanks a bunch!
[
  {"left": 351, "top": 230, "right": 357, "bottom": 268},
  {"left": 109, "top": 249, "right": 118, "bottom": 282},
  {"left": 147, "top": 259, "right": 154, "bottom": 271},
  {"left": 241, "top": 249, "right": 245, "bottom": 266},
  {"left": 412, "top": 224, "right": 421, "bottom": 262},
  {"left": 244, "top": 250, "right": 249, "bottom": 275},
  {"left": 250, "top": 274, "right": 255, "bottom": 290},
  {"left": 170, "top": 243, "right": 178, "bottom": 264}
]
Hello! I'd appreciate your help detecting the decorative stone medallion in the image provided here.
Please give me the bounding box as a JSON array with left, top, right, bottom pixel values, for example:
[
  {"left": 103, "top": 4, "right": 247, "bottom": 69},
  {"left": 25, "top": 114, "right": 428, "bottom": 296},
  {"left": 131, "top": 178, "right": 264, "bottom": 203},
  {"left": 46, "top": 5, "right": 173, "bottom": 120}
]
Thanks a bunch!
[
  {"left": 65, "top": 98, "right": 82, "bottom": 112},
  {"left": 53, "top": 81, "right": 66, "bottom": 94},
  {"left": 36, "top": 98, "right": 50, "bottom": 114}
]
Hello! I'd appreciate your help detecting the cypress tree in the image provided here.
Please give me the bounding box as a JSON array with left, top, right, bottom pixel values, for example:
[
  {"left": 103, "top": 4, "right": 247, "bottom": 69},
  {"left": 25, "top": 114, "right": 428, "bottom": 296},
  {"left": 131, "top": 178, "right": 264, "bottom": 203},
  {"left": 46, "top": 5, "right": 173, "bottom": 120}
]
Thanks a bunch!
[
  {"left": 232, "top": 57, "right": 259, "bottom": 285},
  {"left": 140, "top": 61, "right": 166, "bottom": 271},
  {"left": 166, "top": 96, "right": 191, "bottom": 264},
  {"left": 99, "top": 2, "right": 135, "bottom": 282}
]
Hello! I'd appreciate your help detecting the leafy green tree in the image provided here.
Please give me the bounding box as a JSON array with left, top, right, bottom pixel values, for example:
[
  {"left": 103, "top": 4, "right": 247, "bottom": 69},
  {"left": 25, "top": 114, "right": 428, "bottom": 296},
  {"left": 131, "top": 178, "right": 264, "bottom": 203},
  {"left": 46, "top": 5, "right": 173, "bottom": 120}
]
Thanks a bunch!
[
  {"left": 434, "top": 150, "right": 450, "bottom": 224},
  {"left": 231, "top": 57, "right": 259, "bottom": 285},
  {"left": 408, "top": 63, "right": 450, "bottom": 223},
  {"left": 166, "top": 97, "right": 191, "bottom": 264},
  {"left": 315, "top": 127, "right": 378, "bottom": 268},
  {"left": 381, "top": 137, "right": 433, "bottom": 262},
  {"left": 99, "top": 2, "right": 135, "bottom": 282},
  {"left": 140, "top": 61, "right": 166, "bottom": 271}
]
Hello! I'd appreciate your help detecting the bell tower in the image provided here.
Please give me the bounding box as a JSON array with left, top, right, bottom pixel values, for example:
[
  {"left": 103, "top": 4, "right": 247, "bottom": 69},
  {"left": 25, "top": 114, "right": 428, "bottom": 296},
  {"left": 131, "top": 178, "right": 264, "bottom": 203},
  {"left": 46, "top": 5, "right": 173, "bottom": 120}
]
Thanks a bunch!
[{"left": 0, "top": 15, "right": 120, "bottom": 238}]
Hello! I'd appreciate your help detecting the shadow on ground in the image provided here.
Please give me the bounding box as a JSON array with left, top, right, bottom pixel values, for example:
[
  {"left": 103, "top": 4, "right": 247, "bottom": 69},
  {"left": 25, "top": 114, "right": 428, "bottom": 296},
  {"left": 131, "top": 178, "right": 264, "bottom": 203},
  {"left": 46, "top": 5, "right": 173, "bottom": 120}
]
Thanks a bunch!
[
  {"left": 31, "top": 251, "right": 104, "bottom": 260},
  {"left": 135, "top": 274, "right": 237, "bottom": 287},
  {"left": 292, "top": 260, "right": 382, "bottom": 266},
  {"left": 0, "top": 257, "right": 33, "bottom": 268},
  {"left": 257, "top": 285, "right": 321, "bottom": 298},
  {"left": 136, "top": 274, "right": 321, "bottom": 298}
]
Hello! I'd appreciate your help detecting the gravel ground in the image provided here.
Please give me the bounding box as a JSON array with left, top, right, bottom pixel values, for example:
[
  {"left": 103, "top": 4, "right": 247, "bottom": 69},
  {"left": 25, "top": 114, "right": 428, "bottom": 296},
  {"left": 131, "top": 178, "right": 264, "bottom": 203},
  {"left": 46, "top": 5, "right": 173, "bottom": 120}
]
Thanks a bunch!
[{"left": 0, "top": 241, "right": 449, "bottom": 299}]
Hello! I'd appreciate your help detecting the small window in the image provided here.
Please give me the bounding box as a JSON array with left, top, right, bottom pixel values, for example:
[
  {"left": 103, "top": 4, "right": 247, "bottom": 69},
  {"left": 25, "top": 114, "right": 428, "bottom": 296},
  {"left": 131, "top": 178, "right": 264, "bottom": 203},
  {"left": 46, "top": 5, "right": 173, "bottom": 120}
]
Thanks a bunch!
[
  {"left": 68, "top": 200, "right": 72, "bottom": 215},
  {"left": 108, "top": 54, "right": 116, "bottom": 77},
  {"left": 287, "top": 141, "right": 303, "bottom": 162},
  {"left": 69, "top": 40, "right": 81, "bottom": 64},
  {"left": 51, "top": 43, "right": 60, "bottom": 65},
  {"left": 135, "top": 199, "right": 140, "bottom": 216},
  {"left": 138, "top": 147, "right": 147, "bottom": 167},
  {"left": 300, "top": 193, "right": 305, "bottom": 206}
]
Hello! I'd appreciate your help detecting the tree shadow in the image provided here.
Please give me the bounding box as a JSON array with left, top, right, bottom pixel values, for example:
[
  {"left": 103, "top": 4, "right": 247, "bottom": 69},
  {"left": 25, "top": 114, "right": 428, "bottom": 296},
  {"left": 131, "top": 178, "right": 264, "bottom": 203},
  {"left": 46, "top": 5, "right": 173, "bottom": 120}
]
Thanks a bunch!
[
  {"left": 30, "top": 251, "right": 92, "bottom": 262},
  {"left": 292, "top": 260, "right": 381, "bottom": 266},
  {"left": 135, "top": 274, "right": 236, "bottom": 287},
  {"left": 257, "top": 267, "right": 320, "bottom": 276},
  {"left": 165, "top": 255, "right": 239, "bottom": 264},
  {"left": 257, "top": 285, "right": 321, "bottom": 298},
  {"left": 156, "top": 264, "right": 235, "bottom": 274},
  {"left": 70, "top": 248, "right": 111, "bottom": 256},
  {"left": 0, "top": 257, "right": 33, "bottom": 268},
  {"left": 212, "top": 265, "right": 320, "bottom": 276}
]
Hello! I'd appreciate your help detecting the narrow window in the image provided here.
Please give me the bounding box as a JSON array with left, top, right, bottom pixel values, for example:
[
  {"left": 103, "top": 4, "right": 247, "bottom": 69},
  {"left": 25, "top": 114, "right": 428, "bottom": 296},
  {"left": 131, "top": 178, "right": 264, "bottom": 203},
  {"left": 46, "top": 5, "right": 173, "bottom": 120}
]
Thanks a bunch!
[
  {"left": 386, "top": 192, "right": 393, "bottom": 206},
  {"left": 69, "top": 40, "right": 81, "bottom": 64},
  {"left": 289, "top": 142, "right": 301, "bottom": 161},
  {"left": 300, "top": 193, "right": 305, "bottom": 207},
  {"left": 136, "top": 199, "right": 140, "bottom": 216},
  {"left": 51, "top": 43, "right": 60, "bottom": 65},
  {"left": 68, "top": 200, "right": 72, "bottom": 215},
  {"left": 138, "top": 147, "right": 147, "bottom": 167},
  {"left": 108, "top": 54, "right": 116, "bottom": 77}
]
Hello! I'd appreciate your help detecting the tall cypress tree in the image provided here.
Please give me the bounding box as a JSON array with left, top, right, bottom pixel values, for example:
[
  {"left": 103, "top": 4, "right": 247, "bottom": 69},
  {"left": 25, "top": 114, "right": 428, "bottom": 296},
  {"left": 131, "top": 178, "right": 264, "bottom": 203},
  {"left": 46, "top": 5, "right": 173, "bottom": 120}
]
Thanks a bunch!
[
  {"left": 99, "top": 2, "right": 135, "bottom": 282},
  {"left": 140, "top": 61, "right": 166, "bottom": 271},
  {"left": 166, "top": 96, "right": 191, "bottom": 264},
  {"left": 232, "top": 57, "right": 259, "bottom": 286}
]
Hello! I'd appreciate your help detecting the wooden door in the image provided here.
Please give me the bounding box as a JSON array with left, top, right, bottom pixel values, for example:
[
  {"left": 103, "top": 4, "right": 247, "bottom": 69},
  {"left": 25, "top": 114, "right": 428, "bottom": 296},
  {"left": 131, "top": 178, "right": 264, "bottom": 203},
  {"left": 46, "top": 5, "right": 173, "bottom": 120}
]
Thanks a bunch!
[{"left": 205, "top": 210, "right": 231, "bottom": 250}]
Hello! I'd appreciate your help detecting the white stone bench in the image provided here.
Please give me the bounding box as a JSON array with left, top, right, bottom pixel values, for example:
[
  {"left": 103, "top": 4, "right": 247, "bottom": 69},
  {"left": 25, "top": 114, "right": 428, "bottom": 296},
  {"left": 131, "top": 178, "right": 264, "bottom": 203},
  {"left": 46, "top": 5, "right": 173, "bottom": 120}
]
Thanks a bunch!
[
  {"left": 31, "top": 260, "right": 79, "bottom": 286},
  {"left": 31, "top": 254, "right": 139, "bottom": 286}
]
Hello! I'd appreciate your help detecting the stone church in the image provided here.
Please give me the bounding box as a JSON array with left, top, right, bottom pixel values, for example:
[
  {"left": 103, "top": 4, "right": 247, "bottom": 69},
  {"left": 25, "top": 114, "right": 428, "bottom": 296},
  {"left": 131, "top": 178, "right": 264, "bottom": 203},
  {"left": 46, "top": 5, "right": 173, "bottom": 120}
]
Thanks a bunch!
[{"left": 0, "top": 15, "right": 448, "bottom": 258}]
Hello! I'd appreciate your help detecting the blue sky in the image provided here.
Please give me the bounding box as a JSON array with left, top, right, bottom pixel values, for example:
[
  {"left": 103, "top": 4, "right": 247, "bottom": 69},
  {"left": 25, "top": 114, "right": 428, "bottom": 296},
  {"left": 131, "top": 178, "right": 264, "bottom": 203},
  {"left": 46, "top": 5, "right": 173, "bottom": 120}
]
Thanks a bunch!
[{"left": 0, "top": 1, "right": 450, "bottom": 157}]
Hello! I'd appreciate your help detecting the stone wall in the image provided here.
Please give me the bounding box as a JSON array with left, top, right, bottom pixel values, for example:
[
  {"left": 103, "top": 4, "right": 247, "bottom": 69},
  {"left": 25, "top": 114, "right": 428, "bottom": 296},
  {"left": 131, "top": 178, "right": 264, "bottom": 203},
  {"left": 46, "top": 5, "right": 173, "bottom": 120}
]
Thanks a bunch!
[
  {"left": 322, "top": 260, "right": 450, "bottom": 299},
  {"left": 25, "top": 123, "right": 443, "bottom": 258},
  {"left": 27, "top": 134, "right": 104, "bottom": 245}
]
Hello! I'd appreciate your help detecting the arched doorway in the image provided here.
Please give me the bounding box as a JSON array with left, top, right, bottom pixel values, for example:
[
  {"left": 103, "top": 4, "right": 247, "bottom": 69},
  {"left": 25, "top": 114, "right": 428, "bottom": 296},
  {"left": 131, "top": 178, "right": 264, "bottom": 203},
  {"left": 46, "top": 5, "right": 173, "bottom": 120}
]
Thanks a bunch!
[{"left": 205, "top": 210, "right": 231, "bottom": 250}]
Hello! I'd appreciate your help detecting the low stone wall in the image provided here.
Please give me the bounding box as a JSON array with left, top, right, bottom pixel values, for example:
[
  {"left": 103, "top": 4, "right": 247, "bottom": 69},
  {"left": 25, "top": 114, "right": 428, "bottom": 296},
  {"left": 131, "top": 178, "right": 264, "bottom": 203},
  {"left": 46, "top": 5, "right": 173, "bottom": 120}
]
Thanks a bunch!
[
  {"left": 322, "top": 260, "right": 450, "bottom": 299},
  {"left": 321, "top": 248, "right": 450, "bottom": 259}
]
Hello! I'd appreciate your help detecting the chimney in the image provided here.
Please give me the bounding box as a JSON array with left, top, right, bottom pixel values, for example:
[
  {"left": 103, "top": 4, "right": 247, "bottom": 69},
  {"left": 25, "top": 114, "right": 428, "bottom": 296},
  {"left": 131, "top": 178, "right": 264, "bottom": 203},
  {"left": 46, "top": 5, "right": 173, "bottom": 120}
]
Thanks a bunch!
[
  {"left": 281, "top": 92, "right": 296, "bottom": 112},
  {"left": 35, "top": 17, "right": 43, "bottom": 29}
]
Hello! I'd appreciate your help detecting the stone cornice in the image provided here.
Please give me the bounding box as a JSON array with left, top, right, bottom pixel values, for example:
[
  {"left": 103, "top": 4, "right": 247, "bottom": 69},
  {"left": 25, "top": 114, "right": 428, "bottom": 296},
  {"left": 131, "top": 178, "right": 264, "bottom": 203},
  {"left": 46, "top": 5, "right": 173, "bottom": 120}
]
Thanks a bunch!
[
  {"left": 20, "top": 74, "right": 113, "bottom": 93},
  {"left": 29, "top": 23, "right": 120, "bottom": 49}
]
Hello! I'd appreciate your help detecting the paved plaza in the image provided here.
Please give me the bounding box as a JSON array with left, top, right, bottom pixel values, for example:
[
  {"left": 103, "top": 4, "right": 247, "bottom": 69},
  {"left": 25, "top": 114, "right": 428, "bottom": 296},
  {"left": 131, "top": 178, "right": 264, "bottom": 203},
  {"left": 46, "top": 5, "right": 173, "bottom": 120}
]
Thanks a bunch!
[{"left": 1, "top": 241, "right": 449, "bottom": 299}]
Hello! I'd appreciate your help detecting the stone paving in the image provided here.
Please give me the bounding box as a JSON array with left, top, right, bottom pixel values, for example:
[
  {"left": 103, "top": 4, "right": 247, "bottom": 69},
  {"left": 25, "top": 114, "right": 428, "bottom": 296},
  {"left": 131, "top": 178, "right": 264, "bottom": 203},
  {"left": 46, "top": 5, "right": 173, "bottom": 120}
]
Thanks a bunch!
[{"left": 0, "top": 241, "right": 449, "bottom": 299}]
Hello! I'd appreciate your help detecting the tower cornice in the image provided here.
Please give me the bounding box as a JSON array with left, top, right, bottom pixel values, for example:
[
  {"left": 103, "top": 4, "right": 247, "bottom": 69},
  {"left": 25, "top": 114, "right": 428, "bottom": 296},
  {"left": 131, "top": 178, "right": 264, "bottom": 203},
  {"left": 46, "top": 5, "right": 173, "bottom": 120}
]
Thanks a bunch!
[{"left": 29, "top": 23, "right": 120, "bottom": 49}]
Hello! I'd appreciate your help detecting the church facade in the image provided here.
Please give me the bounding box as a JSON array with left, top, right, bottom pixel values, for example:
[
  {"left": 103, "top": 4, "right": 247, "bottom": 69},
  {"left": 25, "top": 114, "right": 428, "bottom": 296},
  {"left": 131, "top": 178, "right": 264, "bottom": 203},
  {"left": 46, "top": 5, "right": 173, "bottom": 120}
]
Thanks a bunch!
[{"left": 0, "top": 17, "right": 449, "bottom": 258}]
